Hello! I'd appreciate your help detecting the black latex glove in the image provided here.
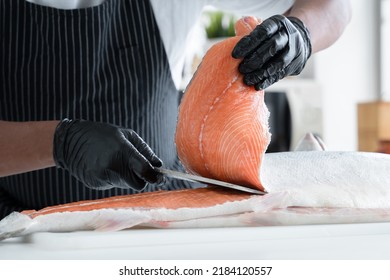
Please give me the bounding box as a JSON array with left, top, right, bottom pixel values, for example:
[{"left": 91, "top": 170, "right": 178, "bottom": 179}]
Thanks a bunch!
[
  {"left": 53, "top": 119, "right": 164, "bottom": 191},
  {"left": 232, "top": 15, "right": 312, "bottom": 90}
]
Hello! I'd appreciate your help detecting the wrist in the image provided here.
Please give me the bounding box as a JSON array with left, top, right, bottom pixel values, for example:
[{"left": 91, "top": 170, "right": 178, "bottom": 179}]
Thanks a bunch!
[
  {"left": 53, "top": 118, "right": 76, "bottom": 168},
  {"left": 287, "top": 16, "right": 312, "bottom": 60}
]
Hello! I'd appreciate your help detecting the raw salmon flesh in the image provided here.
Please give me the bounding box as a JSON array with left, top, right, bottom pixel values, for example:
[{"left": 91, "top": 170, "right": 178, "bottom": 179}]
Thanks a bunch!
[{"left": 175, "top": 17, "right": 270, "bottom": 191}]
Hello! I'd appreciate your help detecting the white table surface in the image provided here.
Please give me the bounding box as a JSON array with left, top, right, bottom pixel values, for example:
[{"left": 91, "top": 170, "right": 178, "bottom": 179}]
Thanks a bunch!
[{"left": 1, "top": 222, "right": 390, "bottom": 260}]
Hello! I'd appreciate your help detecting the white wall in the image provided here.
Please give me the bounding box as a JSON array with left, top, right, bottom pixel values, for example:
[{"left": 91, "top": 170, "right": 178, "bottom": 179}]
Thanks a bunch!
[
  {"left": 314, "top": 0, "right": 380, "bottom": 151},
  {"left": 382, "top": 0, "right": 390, "bottom": 100}
]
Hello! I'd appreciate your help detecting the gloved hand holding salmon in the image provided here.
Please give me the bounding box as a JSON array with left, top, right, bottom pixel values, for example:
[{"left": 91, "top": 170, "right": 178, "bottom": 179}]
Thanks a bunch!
[{"left": 1, "top": 17, "right": 390, "bottom": 240}]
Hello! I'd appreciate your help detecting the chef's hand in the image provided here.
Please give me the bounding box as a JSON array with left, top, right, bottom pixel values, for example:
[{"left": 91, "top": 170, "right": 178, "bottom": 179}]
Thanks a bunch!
[
  {"left": 53, "top": 119, "right": 164, "bottom": 191},
  {"left": 232, "top": 15, "right": 312, "bottom": 90}
]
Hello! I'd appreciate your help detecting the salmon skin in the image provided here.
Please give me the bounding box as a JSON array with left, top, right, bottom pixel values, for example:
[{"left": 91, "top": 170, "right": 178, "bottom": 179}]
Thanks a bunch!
[
  {"left": 2, "top": 150, "right": 390, "bottom": 240},
  {"left": 175, "top": 17, "right": 271, "bottom": 191}
]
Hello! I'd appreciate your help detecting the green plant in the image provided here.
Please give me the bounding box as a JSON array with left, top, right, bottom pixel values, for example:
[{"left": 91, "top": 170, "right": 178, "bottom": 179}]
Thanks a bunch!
[{"left": 203, "top": 11, "right": 237, "bottom": 38}]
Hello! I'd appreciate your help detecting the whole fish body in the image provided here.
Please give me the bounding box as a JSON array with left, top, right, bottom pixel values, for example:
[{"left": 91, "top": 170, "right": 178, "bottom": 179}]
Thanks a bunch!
[{"left": 2, "top": 151, "right": 390, "bottom": 240}]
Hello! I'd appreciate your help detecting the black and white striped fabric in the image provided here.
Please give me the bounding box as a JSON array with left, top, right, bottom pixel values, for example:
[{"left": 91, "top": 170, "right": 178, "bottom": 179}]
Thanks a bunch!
[{"left": 0, "top": 0, "right": 194, "bottom": 219}]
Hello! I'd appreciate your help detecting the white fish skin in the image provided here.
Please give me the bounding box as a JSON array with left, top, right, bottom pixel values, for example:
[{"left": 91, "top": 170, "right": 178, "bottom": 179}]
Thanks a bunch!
[
  {"left": 158, "top": 207, "right": 390, "bottom": 228},
  {"left": 2, "top": 192, "right": 390, "bottom": 240},
  {"left": 2, "top": 151, "right": 390, "bottom": 240},
  {"left": 261, "top": 151, "right": 390, "bottom": 208},
  {"left": 0, "top": 212, "right": 31, "bottom": 240}
]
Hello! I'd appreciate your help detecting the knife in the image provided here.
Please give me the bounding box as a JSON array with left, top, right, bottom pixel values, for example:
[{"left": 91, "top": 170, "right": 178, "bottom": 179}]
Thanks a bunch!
[{"left": 155, "top": 167, "right": 266, "bottom": 195}]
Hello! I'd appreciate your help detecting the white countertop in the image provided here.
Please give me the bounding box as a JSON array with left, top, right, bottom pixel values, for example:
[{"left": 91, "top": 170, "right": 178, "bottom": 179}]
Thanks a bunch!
[{"left": 1, "top": 222, "right": 390, "bottom": 260}]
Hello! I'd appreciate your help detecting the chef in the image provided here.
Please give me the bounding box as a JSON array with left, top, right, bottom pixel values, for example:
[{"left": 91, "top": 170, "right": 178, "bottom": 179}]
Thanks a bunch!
[{"left": 0, "top": 0, "right": 351, "bottom": 219}]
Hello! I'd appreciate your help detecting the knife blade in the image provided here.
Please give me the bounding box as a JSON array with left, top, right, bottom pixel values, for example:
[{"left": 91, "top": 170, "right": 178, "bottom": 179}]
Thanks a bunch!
[{"left": 155, "top": 167, "right": 266, "bottom": 195}]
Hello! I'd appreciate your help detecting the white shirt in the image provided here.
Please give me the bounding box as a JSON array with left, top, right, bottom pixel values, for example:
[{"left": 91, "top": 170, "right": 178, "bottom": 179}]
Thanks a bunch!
[{"left": 25, "top": 0, "right": 294, "bottom": 88}]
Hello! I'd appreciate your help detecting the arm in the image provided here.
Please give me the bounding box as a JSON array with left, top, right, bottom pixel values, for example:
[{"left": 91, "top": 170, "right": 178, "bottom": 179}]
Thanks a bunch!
[
  {"left": 0, "top": 120, "right": 58, "bottom": 177},
  {"left": 285, "top": 0, "right": 352, "bottom": 53},
  {"left": 0, "top": 119, "right": 164, "bottom": 190}
]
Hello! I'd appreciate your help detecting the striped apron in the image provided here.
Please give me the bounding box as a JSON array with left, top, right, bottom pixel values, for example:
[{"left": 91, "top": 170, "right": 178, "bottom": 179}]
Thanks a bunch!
[{"left": 0, "top": 0, "right": 194, "bottom": 219}]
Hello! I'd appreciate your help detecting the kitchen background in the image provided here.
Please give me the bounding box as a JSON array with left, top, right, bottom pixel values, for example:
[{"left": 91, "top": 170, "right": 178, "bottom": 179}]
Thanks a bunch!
[{"left": 181, "top": 0, "right": 389, "bottom": 152}]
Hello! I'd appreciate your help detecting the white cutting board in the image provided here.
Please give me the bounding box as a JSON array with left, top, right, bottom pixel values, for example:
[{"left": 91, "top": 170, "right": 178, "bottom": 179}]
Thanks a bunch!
[{"left": 1, "top": 222, "right": 390, "bottom": 259}]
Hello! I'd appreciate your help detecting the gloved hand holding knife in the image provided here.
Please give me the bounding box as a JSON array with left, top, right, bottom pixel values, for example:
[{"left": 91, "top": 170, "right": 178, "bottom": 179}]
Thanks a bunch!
[{"left": 53, "top": 119, "right": 164, "bottom": 191}]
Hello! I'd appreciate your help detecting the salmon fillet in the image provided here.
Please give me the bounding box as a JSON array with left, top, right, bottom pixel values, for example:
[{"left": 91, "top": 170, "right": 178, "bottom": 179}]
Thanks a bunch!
[
  {"left": 22, "top": 187, "right": 252, "bottom": 219},
  {"left": 175, "top": 17, "right": 271, "bottom": 191}
]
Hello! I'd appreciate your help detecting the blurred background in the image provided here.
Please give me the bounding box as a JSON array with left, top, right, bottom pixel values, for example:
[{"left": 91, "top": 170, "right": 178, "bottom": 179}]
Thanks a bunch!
[{"left": 180, "top": 0, "right": 390, "bottom": 153}]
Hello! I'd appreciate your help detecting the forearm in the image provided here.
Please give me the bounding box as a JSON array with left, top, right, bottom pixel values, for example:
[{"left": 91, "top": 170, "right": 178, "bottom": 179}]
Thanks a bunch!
[
  {"left": 0, "top": 120, "right": 59, "bottom": 177},
  {"left": 286, "top": 0, "right": 352, "bottom": 53}
]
